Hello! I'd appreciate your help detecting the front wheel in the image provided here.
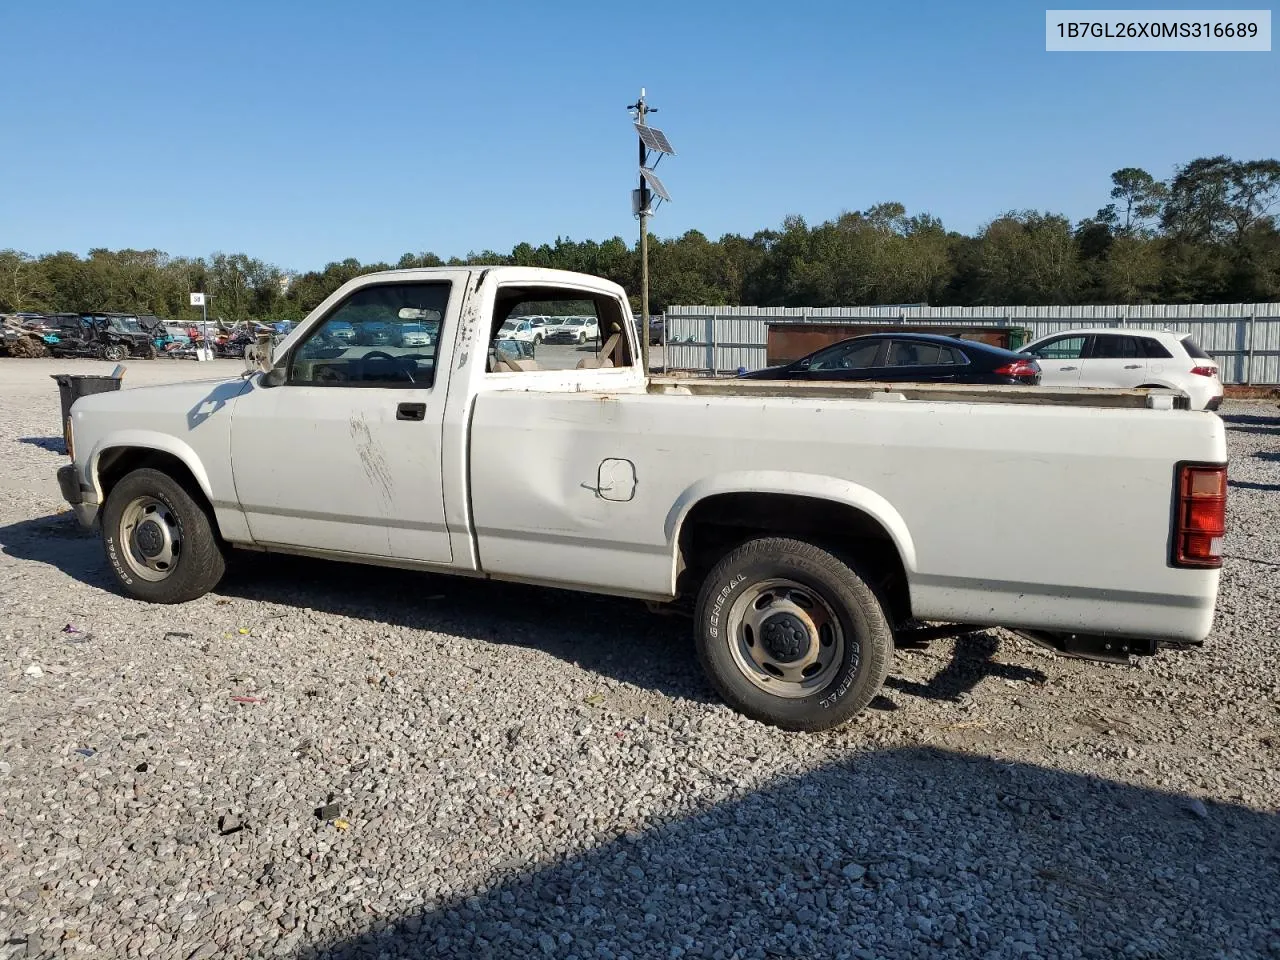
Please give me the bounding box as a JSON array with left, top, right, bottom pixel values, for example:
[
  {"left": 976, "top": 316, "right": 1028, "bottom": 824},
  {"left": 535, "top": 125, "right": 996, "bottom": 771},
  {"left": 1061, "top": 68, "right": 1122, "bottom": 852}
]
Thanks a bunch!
[
  {"left": 101, "top": 467, "right": 226, "bottom": 603},
  {"left": 102, "top": 343, "right": 128, "bottom": 362},
  {"left": 694, "top": 537, "right": 893, "bottom": 731}
]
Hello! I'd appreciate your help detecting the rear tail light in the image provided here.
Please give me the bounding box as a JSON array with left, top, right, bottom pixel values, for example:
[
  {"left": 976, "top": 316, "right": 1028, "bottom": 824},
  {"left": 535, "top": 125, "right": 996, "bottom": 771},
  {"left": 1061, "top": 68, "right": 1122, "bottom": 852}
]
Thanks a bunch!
[
  {"left": 1172, "top": 463, "right": 1226, "bottom": 568},
  {"left": 994, "top": 360, "right": 1040, "bottom": 378},
  {"left": 1189, "top": 366, "right": 1218, "bottom": 378}
]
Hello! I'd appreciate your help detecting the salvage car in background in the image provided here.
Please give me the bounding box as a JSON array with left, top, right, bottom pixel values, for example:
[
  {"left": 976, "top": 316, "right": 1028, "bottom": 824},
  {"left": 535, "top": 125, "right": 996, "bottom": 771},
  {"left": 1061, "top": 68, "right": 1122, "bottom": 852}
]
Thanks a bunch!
[
  {"left": 48, "top": 313, "right": 158, "bottom": 361},
  {"left": 544, "top": 315, "right": 599, "bottom": 345},
  {"left": 740, "top": 333, "right": 1041, "bottom": 385},
  {"left": 1020, "top": 329, "right": 1224, "bottom": 411}
]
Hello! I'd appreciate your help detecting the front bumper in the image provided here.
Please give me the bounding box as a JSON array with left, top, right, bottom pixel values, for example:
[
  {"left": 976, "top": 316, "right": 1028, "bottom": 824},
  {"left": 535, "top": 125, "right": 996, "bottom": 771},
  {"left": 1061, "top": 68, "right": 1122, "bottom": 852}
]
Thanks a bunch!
[{"left": 57, "top": 464, "right": 99, "bottom": 528}]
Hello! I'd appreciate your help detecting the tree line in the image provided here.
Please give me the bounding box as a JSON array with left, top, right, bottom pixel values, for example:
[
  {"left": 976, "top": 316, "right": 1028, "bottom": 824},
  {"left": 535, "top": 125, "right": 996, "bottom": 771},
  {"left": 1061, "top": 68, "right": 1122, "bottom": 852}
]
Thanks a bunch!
[{"left": 2, "top": 155, "right": 1277, "bottom": 323}]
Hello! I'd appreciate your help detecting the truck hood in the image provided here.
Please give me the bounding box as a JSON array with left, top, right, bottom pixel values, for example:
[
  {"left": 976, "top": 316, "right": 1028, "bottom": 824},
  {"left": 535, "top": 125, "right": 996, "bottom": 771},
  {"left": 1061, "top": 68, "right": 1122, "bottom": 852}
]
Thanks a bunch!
[{"left": 71, "top": 376, "right": 252, "bottom": 453}]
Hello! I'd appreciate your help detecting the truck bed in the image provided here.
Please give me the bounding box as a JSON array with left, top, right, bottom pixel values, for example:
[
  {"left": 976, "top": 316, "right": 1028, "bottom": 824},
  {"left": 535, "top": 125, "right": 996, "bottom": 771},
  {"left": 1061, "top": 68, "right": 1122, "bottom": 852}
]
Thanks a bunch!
[{"left": 648, "top": 376, "right": 1186, "bottom": 409}]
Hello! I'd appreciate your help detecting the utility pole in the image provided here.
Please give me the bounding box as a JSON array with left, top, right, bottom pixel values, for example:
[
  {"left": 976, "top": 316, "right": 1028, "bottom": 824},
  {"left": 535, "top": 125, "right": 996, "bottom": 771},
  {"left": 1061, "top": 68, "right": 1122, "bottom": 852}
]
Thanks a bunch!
[
  {"left": 635, "top": 93, "right": 653, "bottom": 372},
  {"left": 627, "top": 89, "right": 675, "bottom": 374}
]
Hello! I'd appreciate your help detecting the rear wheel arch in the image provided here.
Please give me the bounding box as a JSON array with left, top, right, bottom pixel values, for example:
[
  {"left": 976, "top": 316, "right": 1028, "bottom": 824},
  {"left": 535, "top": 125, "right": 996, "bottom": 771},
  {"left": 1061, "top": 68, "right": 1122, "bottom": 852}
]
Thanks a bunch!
[{"left": 672, "top": 487, "right": 914, "bottom": 627}]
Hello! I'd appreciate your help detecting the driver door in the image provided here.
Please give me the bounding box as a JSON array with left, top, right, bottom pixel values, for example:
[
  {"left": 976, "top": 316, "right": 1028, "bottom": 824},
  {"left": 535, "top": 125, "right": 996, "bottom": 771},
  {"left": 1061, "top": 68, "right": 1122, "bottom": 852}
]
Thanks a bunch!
[
  {"left": 1026, "top": 335, "right": 1089, "bottom": 386},
  {"left": 229, "top": 278, "right": 457, "bottom": 563}
]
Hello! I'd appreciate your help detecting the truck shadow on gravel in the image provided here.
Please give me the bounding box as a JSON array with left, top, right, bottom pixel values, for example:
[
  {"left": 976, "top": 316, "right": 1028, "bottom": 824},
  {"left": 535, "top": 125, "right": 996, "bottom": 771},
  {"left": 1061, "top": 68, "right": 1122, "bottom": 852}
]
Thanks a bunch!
[
  {"left": 0, "top": 514, "right": 1052, "bottom": 714},
  {"left": 1220, "top": 413, "right": 1279, "bottom": 436},
  {"left": 297, "top": 747, "right": 1280, "bottom": 960},
  {"left": 883, "top": 633, "right": 1046, "bottom": 704},
  {"left": 0, "top": 513, "right": 115, "bottom": 590},
  {"left": 216, "top": 551, "right": 717, "bottom": 708},
  {"left": 16, "top": 435, "right": 66, "bottom": 454},
  {"left": 1229, "top": 479, "right": 1280, "bottom": 492}
]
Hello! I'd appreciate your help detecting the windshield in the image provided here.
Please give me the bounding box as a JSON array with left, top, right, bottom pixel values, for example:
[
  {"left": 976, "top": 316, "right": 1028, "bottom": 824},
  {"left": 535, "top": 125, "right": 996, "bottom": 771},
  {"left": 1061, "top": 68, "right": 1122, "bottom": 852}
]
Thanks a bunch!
[
  {"left": 499, "top": 321, "right": 517, "bottom": 332},
  {"left": 567, "top": 318, "right": 585, "bottom": 326}
]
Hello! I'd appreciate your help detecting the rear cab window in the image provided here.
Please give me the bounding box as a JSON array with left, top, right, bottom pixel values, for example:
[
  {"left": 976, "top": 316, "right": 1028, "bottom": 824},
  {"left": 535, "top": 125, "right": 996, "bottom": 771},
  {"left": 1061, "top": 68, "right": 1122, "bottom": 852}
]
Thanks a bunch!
[{"left": 487, "top": 286, "right": 632, "bottom": 373}]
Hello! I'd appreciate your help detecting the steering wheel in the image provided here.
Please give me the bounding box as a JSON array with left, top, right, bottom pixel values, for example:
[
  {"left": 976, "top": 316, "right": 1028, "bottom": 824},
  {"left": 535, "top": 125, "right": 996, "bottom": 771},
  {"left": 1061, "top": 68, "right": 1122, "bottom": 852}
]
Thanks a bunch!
[{"left": 362, "top": 350, "right": 415, "bottom": 383}]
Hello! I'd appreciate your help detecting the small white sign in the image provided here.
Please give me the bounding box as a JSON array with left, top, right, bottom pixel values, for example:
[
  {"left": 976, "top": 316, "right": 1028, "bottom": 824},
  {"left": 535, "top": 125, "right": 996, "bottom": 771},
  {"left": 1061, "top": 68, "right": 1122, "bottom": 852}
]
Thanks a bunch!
[{"left": 189, "top": 292, "right": 206, "bottom": 307}]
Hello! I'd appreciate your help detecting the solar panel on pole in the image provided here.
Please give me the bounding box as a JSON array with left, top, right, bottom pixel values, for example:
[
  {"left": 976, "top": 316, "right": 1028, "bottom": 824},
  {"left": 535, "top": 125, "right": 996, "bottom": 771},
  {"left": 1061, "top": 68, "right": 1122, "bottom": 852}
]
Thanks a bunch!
[
  {"left": 640, "top": 167, "right": 671, "bottom": 202},
  {"left": 634, "top": 122, "right": 676, "bottom": 155}
]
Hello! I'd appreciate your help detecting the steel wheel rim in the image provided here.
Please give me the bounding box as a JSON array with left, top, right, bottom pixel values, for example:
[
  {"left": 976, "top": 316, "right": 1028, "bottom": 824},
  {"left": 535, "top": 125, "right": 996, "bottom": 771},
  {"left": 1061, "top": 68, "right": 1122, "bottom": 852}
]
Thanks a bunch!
[
  {"left": 726, "top": 578, "right": 846, "bottom": 699},
  {"left": 118, "top": 496, "right": 182, "bottom": 582},
  {"left": 105, "top": 344, "right": 126, "bottom": 361}
]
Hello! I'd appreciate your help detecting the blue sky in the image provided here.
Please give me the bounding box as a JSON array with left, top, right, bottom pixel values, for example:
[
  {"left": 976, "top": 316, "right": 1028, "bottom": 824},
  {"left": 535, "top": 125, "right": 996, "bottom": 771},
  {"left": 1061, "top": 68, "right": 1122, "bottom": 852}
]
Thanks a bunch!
[{"left": 1, "top": 0, "right": 1275, "bottom": 271}]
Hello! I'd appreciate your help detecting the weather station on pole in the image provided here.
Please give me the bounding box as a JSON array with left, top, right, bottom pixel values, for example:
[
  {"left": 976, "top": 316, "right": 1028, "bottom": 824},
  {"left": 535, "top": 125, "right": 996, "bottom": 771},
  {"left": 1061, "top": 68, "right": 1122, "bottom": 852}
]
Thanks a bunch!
[{"left": 627, "top": 88, "right": 675, "bottom": 372}]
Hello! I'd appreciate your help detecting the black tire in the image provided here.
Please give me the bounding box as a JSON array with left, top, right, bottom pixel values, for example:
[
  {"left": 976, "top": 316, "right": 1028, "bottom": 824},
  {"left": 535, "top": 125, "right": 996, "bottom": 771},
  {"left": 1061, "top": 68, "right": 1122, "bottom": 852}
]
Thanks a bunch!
[
  {"left": 103, "top": 343, "right": 128, "bottom": 363},
  {"left": 101, "top": 467, "right": 226, "bottom": 603},
  {"left": 694, "top": 537, "right": 893, "bottom": 731}
]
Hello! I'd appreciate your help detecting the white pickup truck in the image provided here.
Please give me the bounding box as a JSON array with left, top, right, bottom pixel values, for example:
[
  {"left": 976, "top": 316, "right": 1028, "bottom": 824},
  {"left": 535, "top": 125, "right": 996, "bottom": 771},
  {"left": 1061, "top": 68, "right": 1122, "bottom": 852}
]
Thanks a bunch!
[{"left": 56, "top": 267, "right": 1228, "bottom": 730}]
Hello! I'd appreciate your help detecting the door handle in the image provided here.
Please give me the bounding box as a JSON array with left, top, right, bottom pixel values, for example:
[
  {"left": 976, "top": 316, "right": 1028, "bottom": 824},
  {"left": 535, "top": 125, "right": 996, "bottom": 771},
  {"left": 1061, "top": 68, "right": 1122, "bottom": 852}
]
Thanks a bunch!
[
  {"left": 1060, "top": 365, "right": 1077, "bottom": 371},
  {"left": 1124, "top": 364, "right": 1141, "bottom": 369},
  {"left": 396, "top": 402, "right": 426, "bottom": 421}
]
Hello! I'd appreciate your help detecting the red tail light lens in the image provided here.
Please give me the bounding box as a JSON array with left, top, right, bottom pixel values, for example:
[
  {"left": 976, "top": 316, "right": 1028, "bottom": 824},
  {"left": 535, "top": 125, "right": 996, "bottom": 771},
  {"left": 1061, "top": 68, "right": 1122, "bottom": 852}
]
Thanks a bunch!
[
  {"left": 1172, "top": 464, "right": 1226, "bottom": 568},
  {"left": 994, "top": 360, "right": 1040, "bottom": 378},
  {"left": 1189, "top": 366, "right": 1218, "bottom": 378}
]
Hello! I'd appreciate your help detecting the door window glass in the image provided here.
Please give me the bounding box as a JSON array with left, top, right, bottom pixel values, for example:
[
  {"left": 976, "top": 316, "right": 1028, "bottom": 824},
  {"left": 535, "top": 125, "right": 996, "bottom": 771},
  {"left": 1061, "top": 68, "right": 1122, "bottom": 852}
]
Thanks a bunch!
[
  {"left": 1091, "top": 335, "right": 1142, "bottom": 359},
  {"left": 288, "top": 282, "right": 449, "bottom": 387},
  {"left": 886, "top": 341, "right": 946, "bottom": 366},
  {"left": 808, "top": 340, "right": 882, "bottom": 371},
  {"left": 1030, "top": 336, "right": 1088, "bottom": 360}
]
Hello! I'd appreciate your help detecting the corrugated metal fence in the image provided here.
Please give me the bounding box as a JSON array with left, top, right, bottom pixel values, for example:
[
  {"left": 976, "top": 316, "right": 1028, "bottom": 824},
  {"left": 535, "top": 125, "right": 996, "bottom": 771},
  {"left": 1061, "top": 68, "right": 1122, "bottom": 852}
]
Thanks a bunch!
[{"left": 663, "top": 303, "right": 1280, "bottom": 384}]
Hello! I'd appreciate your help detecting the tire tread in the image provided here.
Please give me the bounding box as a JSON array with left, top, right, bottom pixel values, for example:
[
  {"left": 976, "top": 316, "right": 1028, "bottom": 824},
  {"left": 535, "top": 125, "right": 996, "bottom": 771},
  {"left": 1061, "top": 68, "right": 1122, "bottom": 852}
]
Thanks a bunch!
[{"left": 694, "top": 536, "right": 893, "bottom": 731}]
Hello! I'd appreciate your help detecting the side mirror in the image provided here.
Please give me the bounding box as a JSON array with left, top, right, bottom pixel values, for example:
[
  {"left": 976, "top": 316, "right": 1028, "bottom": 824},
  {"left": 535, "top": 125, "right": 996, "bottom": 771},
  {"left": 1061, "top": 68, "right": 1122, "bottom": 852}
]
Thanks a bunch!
[
  {"left": 796, "top": 357, "right": 812, "bottom": 370},
  {"left": 260, "top": 366, "right": 287, "bottom": 388}
]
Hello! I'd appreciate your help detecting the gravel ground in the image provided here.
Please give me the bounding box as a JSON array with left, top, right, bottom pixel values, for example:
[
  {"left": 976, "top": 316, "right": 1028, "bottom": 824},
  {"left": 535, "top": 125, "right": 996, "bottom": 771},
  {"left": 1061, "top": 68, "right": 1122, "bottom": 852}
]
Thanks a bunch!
[{"left": 1, "top": 357, "right": 1277, "bottom": 960}]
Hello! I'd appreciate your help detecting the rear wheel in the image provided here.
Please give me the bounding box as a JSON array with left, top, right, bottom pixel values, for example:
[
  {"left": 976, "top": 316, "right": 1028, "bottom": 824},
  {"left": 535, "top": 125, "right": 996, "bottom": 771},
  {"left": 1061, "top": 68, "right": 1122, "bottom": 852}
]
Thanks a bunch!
[
  {"left": 103, "top": 342, "right": 128, "bottom": 363},
  {"left": 101, "top": 468, "right": 226, "bottom": 603},
  {"left": 694, "top": 537, "right": 893, "bottom": 731}
]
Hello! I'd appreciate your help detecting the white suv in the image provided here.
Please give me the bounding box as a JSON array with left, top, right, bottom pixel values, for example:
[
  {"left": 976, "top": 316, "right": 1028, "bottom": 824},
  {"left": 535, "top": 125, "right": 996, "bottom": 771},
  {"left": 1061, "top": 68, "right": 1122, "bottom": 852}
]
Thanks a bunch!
[
  {"left": 496, "top": 318, "right": 540, "bottom": 345},
  {"left": 1020, "top": 329, "right": 1223, "bottom": 411}
]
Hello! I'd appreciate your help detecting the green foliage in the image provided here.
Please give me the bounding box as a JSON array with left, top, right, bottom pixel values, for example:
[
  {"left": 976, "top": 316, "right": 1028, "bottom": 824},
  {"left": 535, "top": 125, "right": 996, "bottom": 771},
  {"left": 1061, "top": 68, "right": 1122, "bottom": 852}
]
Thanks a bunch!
[{"left": 3, "top": 155, "right": 1279, "bottom": 318}]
